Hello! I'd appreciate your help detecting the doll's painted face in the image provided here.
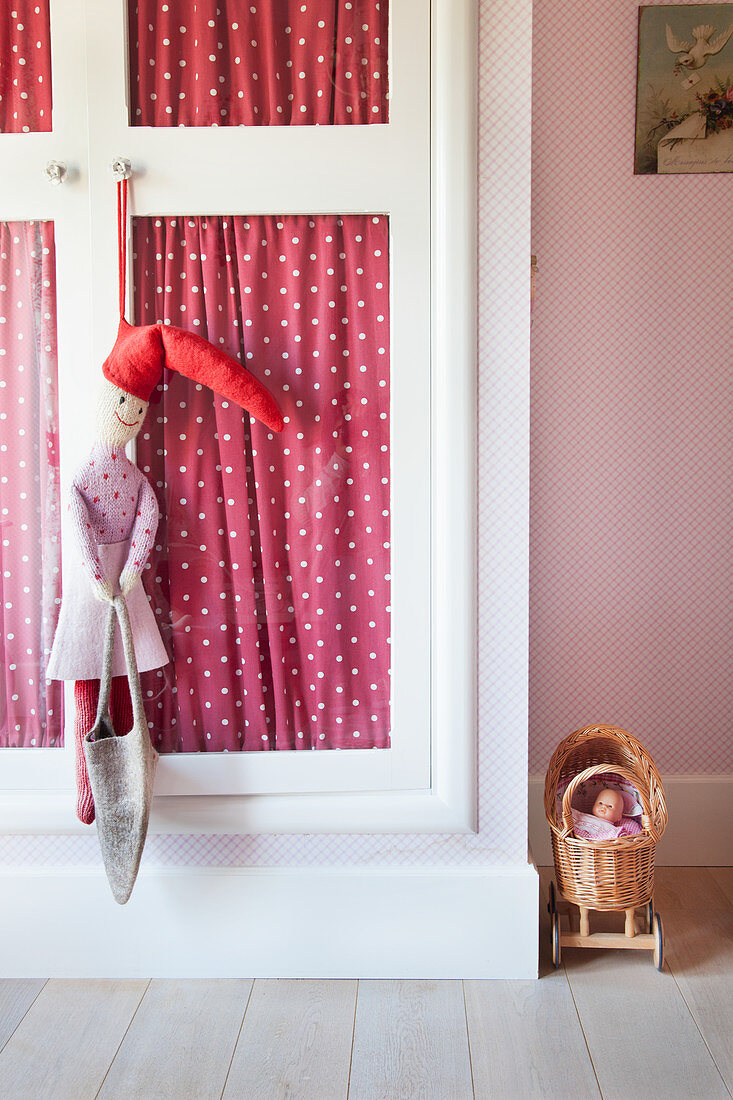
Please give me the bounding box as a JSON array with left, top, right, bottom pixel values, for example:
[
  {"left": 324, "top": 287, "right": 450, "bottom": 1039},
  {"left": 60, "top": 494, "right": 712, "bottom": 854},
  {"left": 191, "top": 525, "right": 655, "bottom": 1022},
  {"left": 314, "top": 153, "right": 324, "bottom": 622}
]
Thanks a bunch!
[
  {"left": 96, "top": 380, "right": 149, "bottom": 448},
  {"left": 592, "top": 788, "right": 624, "bottom": 825}
]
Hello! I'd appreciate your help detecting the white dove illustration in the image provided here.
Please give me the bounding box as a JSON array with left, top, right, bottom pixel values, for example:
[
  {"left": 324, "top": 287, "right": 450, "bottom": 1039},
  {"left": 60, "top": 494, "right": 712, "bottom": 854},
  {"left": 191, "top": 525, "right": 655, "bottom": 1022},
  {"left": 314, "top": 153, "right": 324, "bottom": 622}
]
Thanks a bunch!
[{"left": 666, "top": 22, "right": 733, "bottom": 70}]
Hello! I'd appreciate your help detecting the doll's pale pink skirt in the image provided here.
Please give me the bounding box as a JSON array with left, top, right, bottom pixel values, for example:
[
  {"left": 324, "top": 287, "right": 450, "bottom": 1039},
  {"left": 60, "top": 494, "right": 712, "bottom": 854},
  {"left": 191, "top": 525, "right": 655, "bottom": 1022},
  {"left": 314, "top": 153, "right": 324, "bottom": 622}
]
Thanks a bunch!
[{"left": 47, "top": 541, "right": 169, "bottom": 681}]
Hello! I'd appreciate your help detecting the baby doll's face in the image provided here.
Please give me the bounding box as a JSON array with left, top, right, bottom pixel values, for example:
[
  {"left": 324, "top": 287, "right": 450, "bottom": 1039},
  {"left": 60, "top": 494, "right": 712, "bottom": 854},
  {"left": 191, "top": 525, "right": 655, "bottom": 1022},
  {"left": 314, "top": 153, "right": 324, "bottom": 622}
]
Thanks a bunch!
[
  {"left": 96, "top": 380, "right": 149, "bottom": 448},
  {"left": 592, "top": 788, "right": 624, "bottom": 825}
]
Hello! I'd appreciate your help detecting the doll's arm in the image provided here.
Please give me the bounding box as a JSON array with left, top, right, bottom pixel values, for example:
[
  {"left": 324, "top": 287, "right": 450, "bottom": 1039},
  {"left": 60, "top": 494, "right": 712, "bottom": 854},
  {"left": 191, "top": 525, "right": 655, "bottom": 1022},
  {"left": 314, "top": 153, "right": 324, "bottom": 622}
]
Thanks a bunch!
[
  {"left": 118, "top": 474, "right": 159, "bottom": 597},
  {"left": 68, "top": 480, "right": 114, "bottom": 602}
]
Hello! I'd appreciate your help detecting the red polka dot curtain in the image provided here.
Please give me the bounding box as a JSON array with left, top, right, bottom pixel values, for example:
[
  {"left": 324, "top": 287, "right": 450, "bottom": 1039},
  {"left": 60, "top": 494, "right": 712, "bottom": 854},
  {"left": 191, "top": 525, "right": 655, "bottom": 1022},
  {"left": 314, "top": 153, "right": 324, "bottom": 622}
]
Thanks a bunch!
[
  {"left": 128, "top": 0, "right": 389, "bottom": 126},
  {"left": 0, "top": 1, "right": 52, "bottom": 133},
  {"left": 134, "top": 214, "right": 391, "bottom": 752},
  {"left": 0, "top": 221, "right": 63, "bottom": 747}
]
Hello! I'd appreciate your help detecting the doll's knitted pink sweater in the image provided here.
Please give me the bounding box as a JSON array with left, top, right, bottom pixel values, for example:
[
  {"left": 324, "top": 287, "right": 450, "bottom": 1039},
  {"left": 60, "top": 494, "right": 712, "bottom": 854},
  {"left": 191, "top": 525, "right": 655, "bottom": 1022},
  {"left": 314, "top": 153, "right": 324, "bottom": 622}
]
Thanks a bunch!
[{"left": 68, "top": 442, "right": 159, "bottom": 595}]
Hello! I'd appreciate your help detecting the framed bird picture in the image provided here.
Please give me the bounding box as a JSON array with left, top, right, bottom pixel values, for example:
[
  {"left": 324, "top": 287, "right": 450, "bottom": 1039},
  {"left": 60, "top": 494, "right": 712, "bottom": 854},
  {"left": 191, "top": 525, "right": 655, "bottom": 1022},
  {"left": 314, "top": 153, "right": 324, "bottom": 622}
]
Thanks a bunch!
[{"left": 635, "top": 4, "right": 733, "bottom": 173}]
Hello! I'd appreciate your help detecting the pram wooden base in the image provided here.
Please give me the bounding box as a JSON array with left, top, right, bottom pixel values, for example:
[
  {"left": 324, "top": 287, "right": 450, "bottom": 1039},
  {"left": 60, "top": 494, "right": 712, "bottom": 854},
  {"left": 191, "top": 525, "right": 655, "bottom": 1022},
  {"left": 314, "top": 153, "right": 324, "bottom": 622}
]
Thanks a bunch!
[{"left": 548, "top": 880, "right": 664, "bottom": 970}]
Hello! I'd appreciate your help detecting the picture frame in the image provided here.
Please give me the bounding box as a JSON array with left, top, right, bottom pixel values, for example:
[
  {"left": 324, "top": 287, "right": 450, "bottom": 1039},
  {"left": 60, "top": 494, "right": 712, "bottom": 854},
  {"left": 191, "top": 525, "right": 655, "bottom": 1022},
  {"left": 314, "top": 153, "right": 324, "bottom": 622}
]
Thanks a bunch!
[{"left": 635, "top": 4, "right": 733, "bottom": 174}]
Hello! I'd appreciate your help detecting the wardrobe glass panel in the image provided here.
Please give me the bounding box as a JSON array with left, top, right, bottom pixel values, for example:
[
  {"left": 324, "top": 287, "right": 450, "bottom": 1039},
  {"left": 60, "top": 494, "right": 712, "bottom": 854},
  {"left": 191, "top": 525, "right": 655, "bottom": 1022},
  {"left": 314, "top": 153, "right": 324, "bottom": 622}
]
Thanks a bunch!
[
  {"left": 0, "top": 2, "right": 52, "bottom": 133},
  {"left": 134, "top": 213, "right": 391, "bottom": 752},
  {"left": 127, "top": 0, "right": 389, "bottom": 126},
  {"left": 0, "top": 220, "right": 63, "bottom": 746}
]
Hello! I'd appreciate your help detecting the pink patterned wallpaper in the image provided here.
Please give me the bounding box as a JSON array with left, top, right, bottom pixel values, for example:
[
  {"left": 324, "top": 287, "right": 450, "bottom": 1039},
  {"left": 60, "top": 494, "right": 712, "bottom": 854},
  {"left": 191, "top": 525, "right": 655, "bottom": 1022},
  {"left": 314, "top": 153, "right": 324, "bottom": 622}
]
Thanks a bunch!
[{"left": 529, "top": 0, "right": 733, "bottom": 774}]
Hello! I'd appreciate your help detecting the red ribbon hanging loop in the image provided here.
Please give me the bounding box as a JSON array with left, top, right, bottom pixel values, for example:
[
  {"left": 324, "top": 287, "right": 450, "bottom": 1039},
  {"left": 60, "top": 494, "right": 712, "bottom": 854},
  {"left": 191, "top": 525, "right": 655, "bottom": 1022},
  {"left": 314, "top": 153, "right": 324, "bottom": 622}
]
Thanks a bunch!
[{"left": 117, "top": 178, "right": 128, "bottom": 319}]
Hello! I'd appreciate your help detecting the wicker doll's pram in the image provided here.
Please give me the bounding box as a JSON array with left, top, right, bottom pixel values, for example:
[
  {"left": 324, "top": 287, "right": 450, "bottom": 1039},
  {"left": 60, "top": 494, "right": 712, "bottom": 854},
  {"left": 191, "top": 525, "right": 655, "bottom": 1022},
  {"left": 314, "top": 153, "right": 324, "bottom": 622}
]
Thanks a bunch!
[{"left": 544, "top": 724, "right": 668, "bottom": 968}]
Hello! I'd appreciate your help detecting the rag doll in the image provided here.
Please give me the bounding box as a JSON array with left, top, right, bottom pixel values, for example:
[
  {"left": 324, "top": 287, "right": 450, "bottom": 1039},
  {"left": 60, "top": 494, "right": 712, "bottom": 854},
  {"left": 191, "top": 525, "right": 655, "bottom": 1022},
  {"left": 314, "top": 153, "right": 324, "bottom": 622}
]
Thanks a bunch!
[{"left": 48, "top": 316, "right": 284, "bottom": 822}]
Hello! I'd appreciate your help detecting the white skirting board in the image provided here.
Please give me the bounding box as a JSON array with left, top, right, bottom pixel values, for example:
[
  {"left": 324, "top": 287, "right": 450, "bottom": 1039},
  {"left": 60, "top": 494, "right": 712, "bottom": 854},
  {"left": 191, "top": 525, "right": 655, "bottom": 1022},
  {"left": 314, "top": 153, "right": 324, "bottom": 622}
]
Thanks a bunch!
[
  {"left": 529, "top": 774, "right": 733, "bottom": 867},
  {"left": 0, "top": 864, "right": 539, "bottom": 979}
]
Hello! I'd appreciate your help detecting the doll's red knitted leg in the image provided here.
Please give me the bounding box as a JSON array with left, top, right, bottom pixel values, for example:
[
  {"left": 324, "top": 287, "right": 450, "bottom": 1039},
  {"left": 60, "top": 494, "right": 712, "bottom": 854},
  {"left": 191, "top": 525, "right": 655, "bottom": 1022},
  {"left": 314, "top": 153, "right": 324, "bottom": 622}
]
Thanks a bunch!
[
  {"left": 110, "top": 675, "right": 133, "bottom": 735},
  {"left": 73, "top": 679, "right": 97, "bottom": 825}
]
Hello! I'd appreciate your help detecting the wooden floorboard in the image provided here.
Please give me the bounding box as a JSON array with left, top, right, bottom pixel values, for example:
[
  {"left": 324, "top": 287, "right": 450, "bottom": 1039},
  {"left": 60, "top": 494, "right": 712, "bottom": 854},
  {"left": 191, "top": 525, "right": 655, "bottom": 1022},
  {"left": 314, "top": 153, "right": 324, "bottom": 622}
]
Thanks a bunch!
[
  {"left": 564, "top": 948, "right": 729, "bottom": 1100},
  {"left": 708, "top": 867, "right": 733, "bottom": 907},
  {"left": 97, "top": 979, "right": 252, "bottom": 1100},
  {"left": 665, "top": 907, "right": 733, "bottom": 1094},
  {"left": 540, "top": 867, "right": 733, "bottom": 1099},
  {"left": 0, "top": 980, "right": 45, "bottom": 1054},
  {"left": 652, "top": 866, "right": 731, "bottom": 911},
  {"left": 465, "top": 975, "right": 600, "bottom": 1099},
  {"left": 348, "top": 980, "right": 474, "bottom": 1100},
  {"left": 222, "top": 979, "right": 356, "bottom": 1100},
  {"left": 0, "top": 979, "right": 148, "bottom": 1100}
]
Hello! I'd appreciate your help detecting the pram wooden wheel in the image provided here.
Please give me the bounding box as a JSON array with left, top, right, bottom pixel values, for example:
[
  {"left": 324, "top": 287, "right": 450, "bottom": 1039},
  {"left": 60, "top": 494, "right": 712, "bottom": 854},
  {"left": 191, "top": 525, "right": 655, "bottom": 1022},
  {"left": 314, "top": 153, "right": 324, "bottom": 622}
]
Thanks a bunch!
[
  {"left": 653, "top": 912, "right": 664, "bottom": 970},
  {"left": 644, "top": 899, "right": 654, "bottom": 934},
  {"left": 551, "top": 911, "right": 562, "bottom": 968}
]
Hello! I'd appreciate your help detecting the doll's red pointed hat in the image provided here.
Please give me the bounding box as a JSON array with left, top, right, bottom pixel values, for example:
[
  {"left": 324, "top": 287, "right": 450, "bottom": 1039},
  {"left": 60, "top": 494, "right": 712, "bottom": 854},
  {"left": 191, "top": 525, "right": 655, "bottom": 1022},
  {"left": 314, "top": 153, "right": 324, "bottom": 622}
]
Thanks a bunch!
[
  {"left": 103, "top": 176, "right": 284, "bottom": 433},
  {"left": 103, "top": 318, "right": 285, "bottom": 433}
]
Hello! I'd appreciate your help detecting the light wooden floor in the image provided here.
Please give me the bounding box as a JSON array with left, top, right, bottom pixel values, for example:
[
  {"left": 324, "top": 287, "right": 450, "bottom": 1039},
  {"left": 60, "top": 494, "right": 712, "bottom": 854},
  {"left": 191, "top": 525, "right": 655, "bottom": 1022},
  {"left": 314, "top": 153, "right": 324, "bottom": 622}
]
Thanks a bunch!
[{"left": 0, "top": 867, "right": 731, "bottom": 1100}]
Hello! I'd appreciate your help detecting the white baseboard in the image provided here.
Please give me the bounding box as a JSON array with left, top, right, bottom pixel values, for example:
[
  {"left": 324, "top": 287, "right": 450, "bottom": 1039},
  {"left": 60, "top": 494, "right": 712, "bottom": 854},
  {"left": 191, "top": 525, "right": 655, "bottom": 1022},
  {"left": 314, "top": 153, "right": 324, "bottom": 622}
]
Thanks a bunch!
[
  {"left": 0, "top": 863, "right": 539, "bottom": 979},
  {"left": 529, "top": 774, "right": 733, "bottom": 867}
]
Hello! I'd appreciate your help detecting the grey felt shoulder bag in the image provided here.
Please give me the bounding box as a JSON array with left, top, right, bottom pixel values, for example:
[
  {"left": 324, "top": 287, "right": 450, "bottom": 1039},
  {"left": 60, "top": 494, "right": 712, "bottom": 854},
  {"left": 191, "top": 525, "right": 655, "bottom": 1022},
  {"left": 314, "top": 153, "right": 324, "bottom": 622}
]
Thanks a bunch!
[{"left": 84, "top": 595, "right": 158, "bottom": 904}]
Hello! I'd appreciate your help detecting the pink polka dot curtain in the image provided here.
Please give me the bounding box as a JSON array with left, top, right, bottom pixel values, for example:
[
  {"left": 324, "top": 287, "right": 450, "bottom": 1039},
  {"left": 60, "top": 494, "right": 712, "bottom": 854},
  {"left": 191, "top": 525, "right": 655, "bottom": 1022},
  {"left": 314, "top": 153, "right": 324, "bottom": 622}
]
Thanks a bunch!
[
  {"left": 0, "top": 2, "right": 52, "bottom": 133},
  {"left": 0, "top": 221, "right": 63, "bottom": 747},
  {"left": 134, "top": 214, "right": 391, "bottom": 752},
  {"left": 128, "top": 0, "right": 389, "bottom": 126}
]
